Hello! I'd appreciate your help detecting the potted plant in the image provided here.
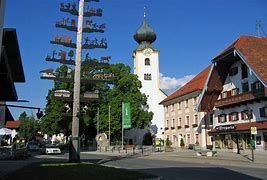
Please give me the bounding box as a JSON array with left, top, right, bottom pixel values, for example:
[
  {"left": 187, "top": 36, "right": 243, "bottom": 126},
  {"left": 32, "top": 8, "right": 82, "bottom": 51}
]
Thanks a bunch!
[
  {"left": 180, "top": 138, "right": 185, "bottom": 149},
  {"left": 165, "top": 138, "right": 173, "bottom": 152}
]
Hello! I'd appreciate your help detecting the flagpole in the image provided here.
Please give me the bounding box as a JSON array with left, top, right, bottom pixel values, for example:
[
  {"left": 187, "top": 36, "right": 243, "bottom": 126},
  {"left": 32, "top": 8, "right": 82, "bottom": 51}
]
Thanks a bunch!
[{"left": 122, "top": 102, "right": 124, "bottom": 150}]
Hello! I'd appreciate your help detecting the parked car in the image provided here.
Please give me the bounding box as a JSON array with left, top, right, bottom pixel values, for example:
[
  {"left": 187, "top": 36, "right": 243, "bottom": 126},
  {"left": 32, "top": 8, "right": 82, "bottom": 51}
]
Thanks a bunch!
[
  {"left": 26, "top": 142, "right": 39, "bottom": 151},
  {"left": 41, "top": 144, "right": 61, "bottom": 155}
]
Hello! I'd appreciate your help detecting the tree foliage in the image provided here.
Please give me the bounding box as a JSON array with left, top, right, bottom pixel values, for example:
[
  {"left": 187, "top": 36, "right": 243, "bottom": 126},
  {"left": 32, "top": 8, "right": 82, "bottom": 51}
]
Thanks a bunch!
[
  {"left": 41, "top": 62, "right": 153, "bottom": 141},
  {"left": 98, "top": 63, "right": 153, "bottom": 140},
  {"left": 18, "top": 112, "right": 40, "bottom": 140}
]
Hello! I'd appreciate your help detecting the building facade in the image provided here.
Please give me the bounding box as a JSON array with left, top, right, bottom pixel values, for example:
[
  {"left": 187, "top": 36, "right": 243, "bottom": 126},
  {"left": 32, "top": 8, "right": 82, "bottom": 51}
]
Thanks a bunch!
[
  {"left": 0, "top": 0, "right": 6, "bottom": 125},
  {"left": 160, "top": 66, "right": 213, "bottom": 148},
  {"left": 124, "top": 15, "right": 167, "bottom": 145},
  {"left": 198, "top": 35, "right": 267, "bottom": 151}
]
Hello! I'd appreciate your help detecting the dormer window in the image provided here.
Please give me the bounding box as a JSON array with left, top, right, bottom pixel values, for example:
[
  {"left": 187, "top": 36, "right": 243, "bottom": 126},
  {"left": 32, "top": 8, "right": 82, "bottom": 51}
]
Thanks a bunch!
[
  {"left": 145, "top": 58, "right": 150, "bottom": 66},
  {"left": 229, "top": 66, "right": 238, "bottom": 76}
]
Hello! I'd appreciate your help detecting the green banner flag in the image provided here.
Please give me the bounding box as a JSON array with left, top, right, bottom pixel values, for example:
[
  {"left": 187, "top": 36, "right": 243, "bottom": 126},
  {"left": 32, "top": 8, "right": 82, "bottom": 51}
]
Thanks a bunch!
[{"left": 123, "top": 102, "right": 131, "bottom": 129}]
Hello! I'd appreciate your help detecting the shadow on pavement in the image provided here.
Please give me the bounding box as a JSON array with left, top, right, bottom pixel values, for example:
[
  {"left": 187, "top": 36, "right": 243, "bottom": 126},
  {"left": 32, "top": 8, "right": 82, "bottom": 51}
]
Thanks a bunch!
[{"left": 136, "top": 167, "right": 261, "bottom": 180}]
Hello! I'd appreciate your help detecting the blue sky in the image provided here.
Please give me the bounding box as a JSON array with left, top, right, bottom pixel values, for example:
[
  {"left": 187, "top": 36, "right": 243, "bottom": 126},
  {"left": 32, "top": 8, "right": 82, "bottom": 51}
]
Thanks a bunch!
[{"left": 4, "top": 0, "right": 267, "bottom": 118}]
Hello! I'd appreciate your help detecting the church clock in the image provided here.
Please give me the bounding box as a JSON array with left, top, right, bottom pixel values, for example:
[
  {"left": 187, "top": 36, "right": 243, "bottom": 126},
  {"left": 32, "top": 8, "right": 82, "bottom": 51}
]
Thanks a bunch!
[{"left": 143, "top": 48, "right": 153, "bottom": 56}]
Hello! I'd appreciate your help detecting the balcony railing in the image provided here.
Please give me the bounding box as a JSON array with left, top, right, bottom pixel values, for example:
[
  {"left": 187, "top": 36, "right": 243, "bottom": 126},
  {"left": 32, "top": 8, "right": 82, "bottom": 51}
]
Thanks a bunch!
[{"left": 215, "top": 89, "right": 265, "bottom": 109}]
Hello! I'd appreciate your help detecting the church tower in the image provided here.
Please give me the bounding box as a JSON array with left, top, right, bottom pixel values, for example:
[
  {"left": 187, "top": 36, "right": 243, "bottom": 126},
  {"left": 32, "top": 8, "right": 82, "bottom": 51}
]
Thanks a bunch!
[{"left": 127, "top": 12, "right": 167, "bottom": 143}]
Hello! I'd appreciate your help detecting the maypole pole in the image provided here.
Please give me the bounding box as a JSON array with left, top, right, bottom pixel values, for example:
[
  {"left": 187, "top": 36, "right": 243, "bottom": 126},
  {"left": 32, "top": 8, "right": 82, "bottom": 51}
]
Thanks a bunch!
[{"left": 70, "top": 0, "right": 84, "bottom": 163}]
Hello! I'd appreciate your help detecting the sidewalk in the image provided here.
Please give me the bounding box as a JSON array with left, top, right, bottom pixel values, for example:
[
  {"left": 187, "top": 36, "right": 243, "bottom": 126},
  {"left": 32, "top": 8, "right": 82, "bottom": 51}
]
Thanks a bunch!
[{"left": 140, "top": 148, "right": 267, "bottom": 168}]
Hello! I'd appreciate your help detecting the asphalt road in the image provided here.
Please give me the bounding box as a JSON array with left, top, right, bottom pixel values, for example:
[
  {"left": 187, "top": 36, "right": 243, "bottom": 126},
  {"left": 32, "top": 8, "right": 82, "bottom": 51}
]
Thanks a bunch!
[
  {"left": 77, "top": 153, "right": 267, "bottom": 180},
  {"left": 1, "top": 152, "right": 266, "bottom": 180}
]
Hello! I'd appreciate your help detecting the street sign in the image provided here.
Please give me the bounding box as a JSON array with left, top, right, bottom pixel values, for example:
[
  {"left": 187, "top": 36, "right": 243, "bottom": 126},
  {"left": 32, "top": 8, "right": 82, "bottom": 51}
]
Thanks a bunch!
[{"left": 251, "top": 127, "right": 257, "bottom": 135}]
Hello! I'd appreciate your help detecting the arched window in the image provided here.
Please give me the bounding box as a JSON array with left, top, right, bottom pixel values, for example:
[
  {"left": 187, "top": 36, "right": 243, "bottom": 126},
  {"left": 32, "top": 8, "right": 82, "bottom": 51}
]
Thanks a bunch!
[{"left": 145, "top": 58, "right": 150, "bottom": 65}]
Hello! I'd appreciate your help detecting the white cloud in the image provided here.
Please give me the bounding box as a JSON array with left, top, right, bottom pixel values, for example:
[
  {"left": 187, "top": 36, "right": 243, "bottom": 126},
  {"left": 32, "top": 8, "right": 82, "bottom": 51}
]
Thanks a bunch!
[{"left": 160, "top": 73, "right": 195, "bottom": 95}]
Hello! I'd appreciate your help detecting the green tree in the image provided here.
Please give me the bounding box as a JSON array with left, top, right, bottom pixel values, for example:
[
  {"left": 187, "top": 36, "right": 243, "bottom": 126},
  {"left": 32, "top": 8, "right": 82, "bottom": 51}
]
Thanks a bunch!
[
  {"left": 18, "top": 112, "right": 40, "bottom": 140},
  {"left": 41, "top": 65, "right": 72, "bottom": 136},
  {"left": 98, "top": 63, "right": 153, "bottom": 140},
  {"left": 41, "top": 63, "right": 153, "bottom": 141}
]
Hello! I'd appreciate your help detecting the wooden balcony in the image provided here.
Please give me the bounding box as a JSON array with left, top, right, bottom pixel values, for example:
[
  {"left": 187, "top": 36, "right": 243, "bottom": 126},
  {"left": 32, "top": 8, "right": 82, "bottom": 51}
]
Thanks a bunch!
[{"left": 215, "top": 89, "right": 265, "bottom": 109}]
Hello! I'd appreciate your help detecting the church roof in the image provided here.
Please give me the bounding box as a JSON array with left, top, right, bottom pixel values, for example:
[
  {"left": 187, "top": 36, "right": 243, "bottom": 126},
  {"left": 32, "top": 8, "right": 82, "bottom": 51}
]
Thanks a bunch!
[
  {"left": 134, "top": 17, "right": 156, "bottom": 45},
  {"left": 159, "top": 65, "right": 212, "bottom": 104},
  {"left": 134, "top": 41, "right": 158, "bottom": 51}
]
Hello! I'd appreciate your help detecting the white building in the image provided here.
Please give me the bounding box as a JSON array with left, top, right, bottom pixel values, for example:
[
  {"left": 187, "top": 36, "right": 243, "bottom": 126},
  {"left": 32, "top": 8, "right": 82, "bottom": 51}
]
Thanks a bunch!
[
  {"left": 125, "top": 15, "right": 167, "bottom": 145},
  {"left": 198, "top": 35, "right": 267, "bottom": 151}
]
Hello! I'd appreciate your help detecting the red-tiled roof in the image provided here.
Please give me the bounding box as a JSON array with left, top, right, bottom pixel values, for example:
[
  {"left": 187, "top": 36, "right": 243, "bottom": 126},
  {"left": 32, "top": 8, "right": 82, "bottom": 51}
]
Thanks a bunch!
[
  {"left": 214, "top": 35, "right": 267, "bottom": 84},
  {"left": 160, "top": 65, "right": 211, "bottom": 104},
  {"left": 5, "top": 120, "right": 20, "bottom": 129}
]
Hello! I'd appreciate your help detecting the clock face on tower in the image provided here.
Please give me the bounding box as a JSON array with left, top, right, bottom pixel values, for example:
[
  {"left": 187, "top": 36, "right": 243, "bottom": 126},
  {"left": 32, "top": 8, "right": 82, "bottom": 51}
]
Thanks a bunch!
[{"left": 143, "top": 48, "right": 153, "bottom": 56}]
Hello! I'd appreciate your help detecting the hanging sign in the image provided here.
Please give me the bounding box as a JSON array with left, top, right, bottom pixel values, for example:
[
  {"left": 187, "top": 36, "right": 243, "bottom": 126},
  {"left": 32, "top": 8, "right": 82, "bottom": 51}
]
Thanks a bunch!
[{"left": 250, "top": 127, "right": 257, "bottom": 135}]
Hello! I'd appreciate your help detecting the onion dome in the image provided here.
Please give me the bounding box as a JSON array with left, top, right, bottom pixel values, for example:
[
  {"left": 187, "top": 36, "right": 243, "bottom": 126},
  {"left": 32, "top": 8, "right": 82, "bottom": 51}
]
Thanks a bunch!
[{"left": 134, "top": 18, "right": 157, "bottom": 44}]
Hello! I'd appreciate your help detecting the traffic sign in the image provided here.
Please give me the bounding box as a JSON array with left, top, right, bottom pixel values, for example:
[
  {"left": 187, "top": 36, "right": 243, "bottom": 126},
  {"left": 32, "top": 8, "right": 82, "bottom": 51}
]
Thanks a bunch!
[{"left": 250, "top": 127, "right": 257, "bottom": 135}]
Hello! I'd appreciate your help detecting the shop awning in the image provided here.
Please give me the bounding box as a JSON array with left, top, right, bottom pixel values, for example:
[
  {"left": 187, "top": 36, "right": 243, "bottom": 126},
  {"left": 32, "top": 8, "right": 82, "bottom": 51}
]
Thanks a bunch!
[{"left": 208, "top": 121, "right": 267, "bottom": 135}]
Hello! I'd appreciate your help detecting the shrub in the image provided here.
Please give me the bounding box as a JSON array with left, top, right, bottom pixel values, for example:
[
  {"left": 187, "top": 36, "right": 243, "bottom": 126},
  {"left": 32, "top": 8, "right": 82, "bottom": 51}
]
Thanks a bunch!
[
  {"left": 166, "top": 138, "right": 172, "bottom": 147},
  {"left": 180, "top": 138, "right": 185, "bottom": 147}
]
